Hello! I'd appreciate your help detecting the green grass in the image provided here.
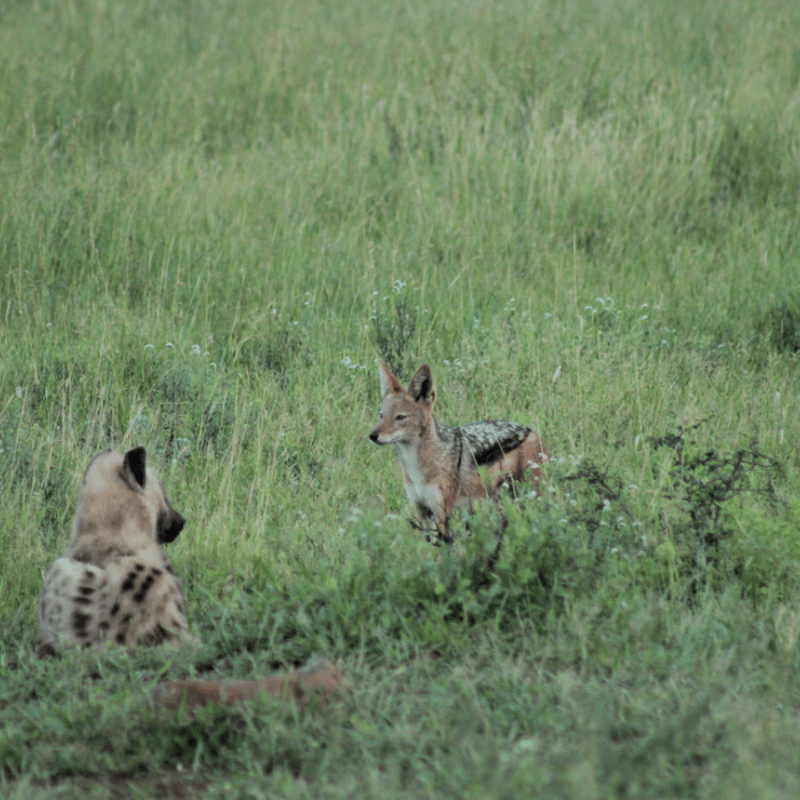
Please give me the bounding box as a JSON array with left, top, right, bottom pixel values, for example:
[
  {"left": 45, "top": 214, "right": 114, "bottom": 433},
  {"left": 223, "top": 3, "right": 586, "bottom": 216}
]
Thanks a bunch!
[{"left": 2, "top": 0, "right": 800, "bottom": 795}]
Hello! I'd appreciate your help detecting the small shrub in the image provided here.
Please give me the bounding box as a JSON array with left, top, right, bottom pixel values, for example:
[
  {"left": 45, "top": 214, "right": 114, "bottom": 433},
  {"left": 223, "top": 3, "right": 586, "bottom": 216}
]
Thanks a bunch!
[
  {"left": 760, "top": 294, "right": 800, "bottom": 354},
  {"left": 711, "top": 116, "right": 798, "bottom": 207},
  {"left": 128, "top": 342, "right": 240, "bottom": 454},
  {"left": 371, "top": 280, "right": 418, "bottom": 378},
  {"left": 648, "top": 421, "right": 782, "bottom": 546},
  {"left": 232, "top": 323, "right": 305, "bottom": 376}
]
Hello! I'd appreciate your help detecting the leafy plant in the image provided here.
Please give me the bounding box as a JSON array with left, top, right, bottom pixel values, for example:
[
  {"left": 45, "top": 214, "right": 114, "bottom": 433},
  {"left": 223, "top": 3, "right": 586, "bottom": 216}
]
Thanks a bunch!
[
  {"left": 370, "top": 280, "right": 418, "bottom": 378},
  {"left": 760, "top": 293, "right": 800, "bottom": 354},
  {"left": 649, "top": 421, "right": 782, "bottom": 545}
]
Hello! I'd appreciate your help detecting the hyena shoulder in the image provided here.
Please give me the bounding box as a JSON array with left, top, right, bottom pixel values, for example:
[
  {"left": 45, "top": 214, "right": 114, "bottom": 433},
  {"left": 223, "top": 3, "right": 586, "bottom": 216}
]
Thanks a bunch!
[{"left": 36, "top": 447, "right": 197, "bottom": 658}]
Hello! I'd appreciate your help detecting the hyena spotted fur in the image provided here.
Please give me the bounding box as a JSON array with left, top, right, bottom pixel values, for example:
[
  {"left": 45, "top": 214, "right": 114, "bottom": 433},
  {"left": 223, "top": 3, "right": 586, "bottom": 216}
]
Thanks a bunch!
[{"left": 37, "top": 446, "right": 196, "bottom": 658}]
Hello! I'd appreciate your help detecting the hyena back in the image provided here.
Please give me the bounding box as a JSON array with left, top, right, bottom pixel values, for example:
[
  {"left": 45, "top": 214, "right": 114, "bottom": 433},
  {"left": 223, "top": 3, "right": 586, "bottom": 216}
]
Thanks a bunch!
[{"left": 37, "top": 446, "right": 195, "bottom": 657}]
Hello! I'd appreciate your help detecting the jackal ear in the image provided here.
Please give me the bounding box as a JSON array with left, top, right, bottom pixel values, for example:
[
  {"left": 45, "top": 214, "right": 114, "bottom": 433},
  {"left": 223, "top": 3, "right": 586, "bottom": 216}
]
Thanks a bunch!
[
  {"left": 121, "top": 446, "right": 147, "bottom": 490},
  {"left": 409, "top": 364, "right": 435, "bottom": 403},
  {"left": 377, "top": 359, "right": 404, "bottom": 396}
]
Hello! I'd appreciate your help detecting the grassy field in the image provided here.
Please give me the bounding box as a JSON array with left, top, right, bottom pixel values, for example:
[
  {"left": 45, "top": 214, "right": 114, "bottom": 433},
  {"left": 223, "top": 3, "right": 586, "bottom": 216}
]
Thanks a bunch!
[{"left": 2, "top": 0, "right": 800, "bottom": 796}]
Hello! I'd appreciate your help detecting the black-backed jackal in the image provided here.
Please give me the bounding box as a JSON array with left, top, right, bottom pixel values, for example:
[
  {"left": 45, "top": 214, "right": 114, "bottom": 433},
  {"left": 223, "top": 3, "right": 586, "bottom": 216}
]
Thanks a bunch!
[{"left": 369, "top": 360, "right": 548, "bottom": 543}]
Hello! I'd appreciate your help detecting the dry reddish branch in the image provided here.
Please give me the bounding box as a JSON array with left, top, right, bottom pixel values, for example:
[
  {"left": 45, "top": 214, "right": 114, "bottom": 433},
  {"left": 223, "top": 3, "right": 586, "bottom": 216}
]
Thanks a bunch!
[{"left": 147, "top": 657, "right": 343, "bottom": 712}]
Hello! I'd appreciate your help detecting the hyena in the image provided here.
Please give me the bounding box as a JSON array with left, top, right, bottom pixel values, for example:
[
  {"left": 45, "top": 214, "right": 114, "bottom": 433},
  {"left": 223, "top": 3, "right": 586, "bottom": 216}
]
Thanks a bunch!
[
  {"left": 369, "top": 360, "right": 548, "bottom": 543},
  {"left": 37, "top": 446, "right": 195, "bottom": 657}
]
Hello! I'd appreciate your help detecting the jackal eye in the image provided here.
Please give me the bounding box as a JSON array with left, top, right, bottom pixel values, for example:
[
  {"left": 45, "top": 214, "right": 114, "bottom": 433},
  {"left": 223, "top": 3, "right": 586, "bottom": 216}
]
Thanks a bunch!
[{"left": 395, "top": 414, "right": 407, "bottom": 421}]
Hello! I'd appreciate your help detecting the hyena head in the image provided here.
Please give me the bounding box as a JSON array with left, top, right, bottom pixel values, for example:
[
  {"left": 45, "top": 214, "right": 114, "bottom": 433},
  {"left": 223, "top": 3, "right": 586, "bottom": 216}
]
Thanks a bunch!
[
  {"left": 76, "top": 446, "right": 185, "bottom": 550},
  {"left": 369, "top": 360, "right": 436, "bottom": 446}
]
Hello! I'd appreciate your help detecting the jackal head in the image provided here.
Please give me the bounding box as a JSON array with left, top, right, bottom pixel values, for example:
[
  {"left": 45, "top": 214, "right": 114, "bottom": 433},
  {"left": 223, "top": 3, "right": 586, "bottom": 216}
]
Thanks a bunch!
[
  {"left": 369, "top": 360, "right": 435, "bottom": 445},
  {"left": 77, "top": 446, "right": 186, "bottom": 546}
]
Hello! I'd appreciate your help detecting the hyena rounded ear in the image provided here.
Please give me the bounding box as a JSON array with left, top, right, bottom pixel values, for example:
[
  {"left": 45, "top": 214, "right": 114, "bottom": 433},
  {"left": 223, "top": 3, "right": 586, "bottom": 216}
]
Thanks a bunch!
[
  {"left": 122, "top": 446, "right": 147, "bottom": 490},
  {"left": 410, "top": 364, "right": 434, "bottom": 403}
]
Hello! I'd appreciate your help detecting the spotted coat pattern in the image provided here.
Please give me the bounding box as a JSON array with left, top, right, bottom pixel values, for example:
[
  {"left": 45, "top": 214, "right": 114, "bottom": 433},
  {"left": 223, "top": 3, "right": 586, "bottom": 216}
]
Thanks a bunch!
[{"left": 37, "top": 447, "right": 196, "bottom": 657}]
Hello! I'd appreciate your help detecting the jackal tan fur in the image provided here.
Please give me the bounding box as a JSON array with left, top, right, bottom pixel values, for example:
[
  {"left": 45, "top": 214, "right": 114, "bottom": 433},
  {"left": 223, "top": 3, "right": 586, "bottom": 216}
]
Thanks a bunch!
[
  {"left": 369, "top": 360, "right": 548, "bottom": 543},
  {"left": 37, "top": 446, "right": 195, "bottom": 657}
]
